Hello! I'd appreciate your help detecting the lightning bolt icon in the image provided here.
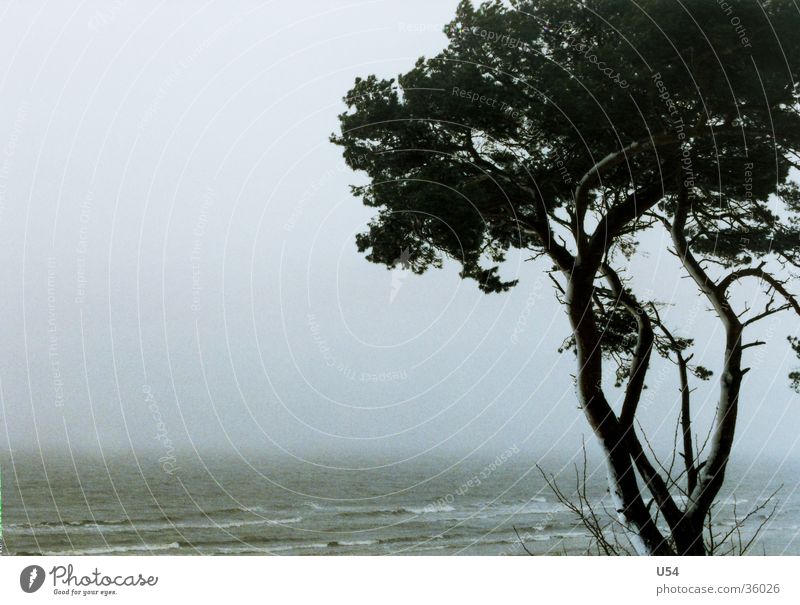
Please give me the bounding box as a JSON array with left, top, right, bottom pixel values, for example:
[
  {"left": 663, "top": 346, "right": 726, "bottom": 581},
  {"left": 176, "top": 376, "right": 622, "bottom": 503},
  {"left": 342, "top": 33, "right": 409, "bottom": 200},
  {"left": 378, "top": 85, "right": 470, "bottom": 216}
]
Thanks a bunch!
[{"left": 29, "top": 568, "right": 38, "bottom": 588}]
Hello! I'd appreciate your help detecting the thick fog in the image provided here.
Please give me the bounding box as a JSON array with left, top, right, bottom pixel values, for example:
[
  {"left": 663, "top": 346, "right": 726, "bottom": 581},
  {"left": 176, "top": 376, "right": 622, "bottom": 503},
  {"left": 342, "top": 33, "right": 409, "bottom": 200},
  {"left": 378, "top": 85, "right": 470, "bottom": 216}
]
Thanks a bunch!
[{"left": 0, "top": 0, "right": 797, "bottom": 470}]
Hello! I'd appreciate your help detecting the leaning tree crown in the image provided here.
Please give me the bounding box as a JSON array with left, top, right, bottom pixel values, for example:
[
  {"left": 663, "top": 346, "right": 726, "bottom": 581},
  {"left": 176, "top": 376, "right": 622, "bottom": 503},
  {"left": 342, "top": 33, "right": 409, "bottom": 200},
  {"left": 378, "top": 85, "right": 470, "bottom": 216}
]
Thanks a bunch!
[{"left": 332, "top": 0, "right": 800, "bottom": 555}]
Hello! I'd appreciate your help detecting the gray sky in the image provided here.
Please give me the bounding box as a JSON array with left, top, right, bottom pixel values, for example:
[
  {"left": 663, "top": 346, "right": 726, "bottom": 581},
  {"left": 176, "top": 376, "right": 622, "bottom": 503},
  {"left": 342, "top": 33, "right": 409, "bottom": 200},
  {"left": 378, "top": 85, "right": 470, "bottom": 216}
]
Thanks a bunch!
[{"left": 0, "top": 0, "right": 798, "bottom": 469}]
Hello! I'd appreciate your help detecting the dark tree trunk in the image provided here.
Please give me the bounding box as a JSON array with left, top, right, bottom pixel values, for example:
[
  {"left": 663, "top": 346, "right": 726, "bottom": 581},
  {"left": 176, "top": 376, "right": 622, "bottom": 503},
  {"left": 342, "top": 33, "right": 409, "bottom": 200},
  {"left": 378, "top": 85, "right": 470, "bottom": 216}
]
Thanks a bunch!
[
  {"left": 671, "top": 186, "right": 745, "bottom": 540},
  {"left": 673, "top": 515, "right": 706, "bottom": 556},
  {"left": 685, "top": 328, "right": 743, "bottom": 524},
  {"left": 566, "top": 269, "right": 673, "bottom": 555}
]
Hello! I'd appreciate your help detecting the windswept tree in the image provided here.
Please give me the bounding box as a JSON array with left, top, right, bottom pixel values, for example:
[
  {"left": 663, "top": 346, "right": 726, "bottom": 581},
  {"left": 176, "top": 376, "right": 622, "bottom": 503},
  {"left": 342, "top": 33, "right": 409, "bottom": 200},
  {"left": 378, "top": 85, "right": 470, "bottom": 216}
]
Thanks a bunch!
[{"left": 332, "top": 0, "right": 800, "bottom": 555}]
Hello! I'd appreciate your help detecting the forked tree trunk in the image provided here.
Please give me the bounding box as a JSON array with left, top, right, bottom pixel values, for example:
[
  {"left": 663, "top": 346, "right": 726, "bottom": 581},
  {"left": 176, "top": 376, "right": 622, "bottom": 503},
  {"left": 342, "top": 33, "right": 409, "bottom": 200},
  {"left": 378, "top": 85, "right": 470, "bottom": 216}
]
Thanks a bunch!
[
  {"left": 567, "top": 270, "right": 673, "bottom": 556},
  {"left": 670, "top": 186, "right": 746, "bottom": 554},
  {"left": 682, "top": 327, "right": 744, "bottom": 537},
  {"left": 670, "top": 330, "right": 744, "bottom": 556}
]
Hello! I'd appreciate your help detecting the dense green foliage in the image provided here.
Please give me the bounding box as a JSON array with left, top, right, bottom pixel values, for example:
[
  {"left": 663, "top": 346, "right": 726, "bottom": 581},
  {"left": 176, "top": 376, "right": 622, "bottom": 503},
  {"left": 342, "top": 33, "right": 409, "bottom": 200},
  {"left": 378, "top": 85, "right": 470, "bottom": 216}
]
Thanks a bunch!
[{"left": 333, "top": 0, "right": 800, "bottom": 390}]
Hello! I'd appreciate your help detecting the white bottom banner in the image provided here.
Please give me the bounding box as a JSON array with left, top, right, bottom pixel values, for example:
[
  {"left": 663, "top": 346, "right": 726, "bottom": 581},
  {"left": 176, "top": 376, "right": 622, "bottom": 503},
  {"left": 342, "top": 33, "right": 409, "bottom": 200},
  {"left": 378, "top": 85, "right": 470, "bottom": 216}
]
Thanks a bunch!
[{"left": 0, "top": 556, "right": 797, "bottom": 605}]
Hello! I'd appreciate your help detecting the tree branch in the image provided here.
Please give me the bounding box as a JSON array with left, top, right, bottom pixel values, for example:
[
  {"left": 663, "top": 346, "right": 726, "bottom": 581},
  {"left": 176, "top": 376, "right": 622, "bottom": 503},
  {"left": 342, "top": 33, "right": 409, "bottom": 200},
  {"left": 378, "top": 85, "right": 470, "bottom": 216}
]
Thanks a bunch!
[
  {"left": 650, "top": 304, "right": 698, "bottom": 495},
  {"left": 719, "top": 264, "right": 800, "bottom": 318},
  {"left": 669, "top": 183, "right": 744, "bottom": 523},
  {"left": 601, "top": 263, "right": 653, "bottom": 428},
  {"left": 601, "top": 263, "right": 683, "bottom": 530},
  {"left": 574, "top": 132, "right": 678, "bottom": 225}
]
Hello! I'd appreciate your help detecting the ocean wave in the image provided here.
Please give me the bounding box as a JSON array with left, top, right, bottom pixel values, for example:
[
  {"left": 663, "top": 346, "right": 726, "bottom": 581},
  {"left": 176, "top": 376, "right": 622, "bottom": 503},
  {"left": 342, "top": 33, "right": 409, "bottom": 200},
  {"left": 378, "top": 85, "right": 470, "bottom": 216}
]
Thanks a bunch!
[
  {"left": 406, "top": 505, "right": 456, "bottom": 514},
  {"left": 9, "top": 518, "right": 132, "bottom": 530},
  {"left": 199, "top": 539, "right": 379, "bottom": 554},
  {"left": 190, "top": 516, "right": 303, "bottom": 530},
  {"left": 41, "top": 542, "right": 181, "bottom": 556},
  {"left": 338, "top": 505, "right": 455, "bottom": 518},
  {"left": 553, "top": 531, "right": 588, "bottom": 538},
  {"left": 493, "top": 502, "right": 569, "bottom": 516},
  {"left": 273, "top": 538, "right": 411, "bottom": 552},
  {"left": 10, "top": 515, "right": 304, "bottom": 534},
  {"left": 337, "top": 508, "right": 407, "bottom": 518},
  {"left": 378, "top": 534, "right": 444, "bottom": 545},
  {"left": 718, "top": 497, "right": 749, "bottom": 506},
  {"left": 268, "top": 543, "right": 329, "bottom": 552},
  {"left": 410, "top": 544, "right": 450, "bottom": 552},
  {"left": 326, "top": 539, "right": 380, "bottom": 547}
]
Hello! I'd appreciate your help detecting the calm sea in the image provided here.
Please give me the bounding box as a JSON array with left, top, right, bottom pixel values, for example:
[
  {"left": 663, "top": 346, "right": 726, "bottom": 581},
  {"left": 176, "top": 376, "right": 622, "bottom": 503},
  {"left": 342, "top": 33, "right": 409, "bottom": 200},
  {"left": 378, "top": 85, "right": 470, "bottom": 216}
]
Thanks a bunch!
[{"left": 1, "top": 452, "right": 798, "bottom": 555}]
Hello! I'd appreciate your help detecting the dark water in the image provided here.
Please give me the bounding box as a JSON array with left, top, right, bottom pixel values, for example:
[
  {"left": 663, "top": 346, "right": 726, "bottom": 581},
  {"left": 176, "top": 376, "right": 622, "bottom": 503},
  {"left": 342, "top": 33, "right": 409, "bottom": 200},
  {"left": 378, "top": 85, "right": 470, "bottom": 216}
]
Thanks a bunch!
[{"left": 1, "top": 452, "right": 798, "bottom": 555}]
